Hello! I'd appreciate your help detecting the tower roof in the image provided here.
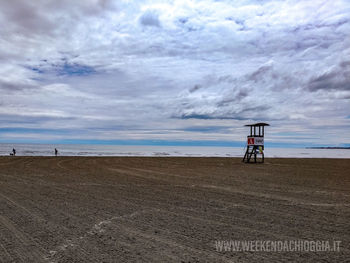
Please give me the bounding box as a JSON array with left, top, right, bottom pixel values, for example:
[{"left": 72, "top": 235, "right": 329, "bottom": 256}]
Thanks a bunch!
[{"left": 244, "top": 122, "right": 270, "bottom": 127}]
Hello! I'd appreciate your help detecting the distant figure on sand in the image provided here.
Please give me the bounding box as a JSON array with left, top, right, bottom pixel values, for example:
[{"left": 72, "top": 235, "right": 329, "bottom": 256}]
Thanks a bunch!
[
  {"left": 12, "top": 148, "right": 16, "bottom": 156},
  {"left": 55, "top": 148, "right": 58, "bottom": 156}
]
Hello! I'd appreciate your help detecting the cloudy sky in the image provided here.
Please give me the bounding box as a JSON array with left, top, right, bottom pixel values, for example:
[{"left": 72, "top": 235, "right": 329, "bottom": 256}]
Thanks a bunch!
[{"left": 1, "top": 0, "right": 349, "bottom": 147}]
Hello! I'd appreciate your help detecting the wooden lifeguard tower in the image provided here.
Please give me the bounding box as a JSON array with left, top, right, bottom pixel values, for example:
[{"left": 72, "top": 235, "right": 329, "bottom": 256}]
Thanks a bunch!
[{"left": 242, "top": 122, "right": 269, "bottom": 163}]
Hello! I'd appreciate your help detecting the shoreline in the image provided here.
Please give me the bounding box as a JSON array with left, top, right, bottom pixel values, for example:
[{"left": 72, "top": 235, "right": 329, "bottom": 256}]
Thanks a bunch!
[
  {"left": 0, "top": 155, "right": 350, "bottom": 162},
  {"left": 1, "top": 144, "right": 350, "bottom": 158}
]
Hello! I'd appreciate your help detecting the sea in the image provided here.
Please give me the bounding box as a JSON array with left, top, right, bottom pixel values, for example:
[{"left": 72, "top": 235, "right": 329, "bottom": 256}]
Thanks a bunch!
[{"left": 0, "top": 143, "right": 349, "bottom": 158}]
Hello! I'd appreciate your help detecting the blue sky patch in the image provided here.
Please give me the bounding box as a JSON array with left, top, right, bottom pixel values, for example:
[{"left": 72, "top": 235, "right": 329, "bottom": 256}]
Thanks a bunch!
[{"left": 57, "top": 63, "right": 96, "bottom": 76}]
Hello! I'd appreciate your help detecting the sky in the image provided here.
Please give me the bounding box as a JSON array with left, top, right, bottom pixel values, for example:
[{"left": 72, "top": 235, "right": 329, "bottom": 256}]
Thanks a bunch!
[{"left": 0, "top": 0, "right": 350, "bottom": 147}]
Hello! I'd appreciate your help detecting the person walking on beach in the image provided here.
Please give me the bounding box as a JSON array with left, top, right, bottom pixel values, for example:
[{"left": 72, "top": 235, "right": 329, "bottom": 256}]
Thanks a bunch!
[
  {"left": 12, "top": 148, "right": 16, "bottom": 156},
  {"left": 55, "top": 148, "right": 58, "bottom": 156}
]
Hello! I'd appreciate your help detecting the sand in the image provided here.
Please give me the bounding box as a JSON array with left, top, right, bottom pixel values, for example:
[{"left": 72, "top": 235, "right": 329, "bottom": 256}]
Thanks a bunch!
[{"left": 0, "top": 156, "right": 349, "bottom": 262}]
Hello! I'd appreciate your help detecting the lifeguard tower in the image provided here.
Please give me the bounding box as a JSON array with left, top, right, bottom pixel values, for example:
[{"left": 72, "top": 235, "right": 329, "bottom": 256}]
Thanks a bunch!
[{"left": 242, "top": 123, "right": 269, "bottom": 163}]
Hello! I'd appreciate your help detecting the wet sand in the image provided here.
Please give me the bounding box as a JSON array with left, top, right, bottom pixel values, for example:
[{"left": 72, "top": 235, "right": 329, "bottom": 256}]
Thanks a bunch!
[{"left": 0, "top": 157, "right": 349, "bottom": 262}]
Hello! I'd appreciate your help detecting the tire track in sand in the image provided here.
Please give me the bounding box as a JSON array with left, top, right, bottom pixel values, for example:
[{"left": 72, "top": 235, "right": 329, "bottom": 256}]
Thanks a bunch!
[{"left": 0, "top": 215, "right": 47, "bottom": 262}]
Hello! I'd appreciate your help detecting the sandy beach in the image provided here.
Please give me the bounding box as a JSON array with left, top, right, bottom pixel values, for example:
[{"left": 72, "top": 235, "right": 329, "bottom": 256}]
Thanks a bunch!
[{"left": 0, "top": 157, "right": 349, "bottom": 262}]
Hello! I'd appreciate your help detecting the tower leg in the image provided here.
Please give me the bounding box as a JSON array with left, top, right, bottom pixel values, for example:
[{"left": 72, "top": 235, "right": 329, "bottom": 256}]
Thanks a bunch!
[
  {"left": 243, "top": 145, "right": 253, "bottom": 163},
  {"left": 242, "top": 146, "right": 249, "bottom": 162},
  {"left": 254, "top": 151, "right": 257, "bottom": 163},
  {"left": 247, "top": 146, "right": 254, "bottom": 162}
]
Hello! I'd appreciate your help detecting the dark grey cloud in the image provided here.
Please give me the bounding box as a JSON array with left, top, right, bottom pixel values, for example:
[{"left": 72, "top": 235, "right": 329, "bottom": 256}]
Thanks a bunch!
[
  {"left": 0, "top": 0, "right": 115, "bottom": 39},
  {"left": 139, "top": 10, "right": 161, "bottom": 27},
  {"left": 0, "top": 1, "right": 55, "bottom": 36},
  {"left": 217, "top": 90, "right": 248, "bottom": 107},
  {"left": 340, "top": 61, "right": 350, "bottom": 69},
  {"left": 308, "top": 61, "right": 350, "bottom": 91},
  {"left": 174, "top": 103, "right": 271, "bottom": 121},
  {"left": 248, "top": 64, "right": 274, "bottom": 82},
  {"left": 0, "top": 80, "right": 28, "bottom": 91},
  {"left": 189, "top": 84, "right": 202, "bottom": 93},
  {"left": 0, "top": 79, "right": 38, "bottom": 92},
  {"left": 178, "top": 114, "right": 237, "bottom": 120},
  {"left": 182, "top": 125, "right": 230, "bottom": 133}
]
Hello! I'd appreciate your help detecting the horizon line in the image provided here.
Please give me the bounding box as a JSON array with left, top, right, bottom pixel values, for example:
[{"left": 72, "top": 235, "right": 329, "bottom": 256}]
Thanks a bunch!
[{"left": 0, "top": 139, "right": 348, "bottom": 148}]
